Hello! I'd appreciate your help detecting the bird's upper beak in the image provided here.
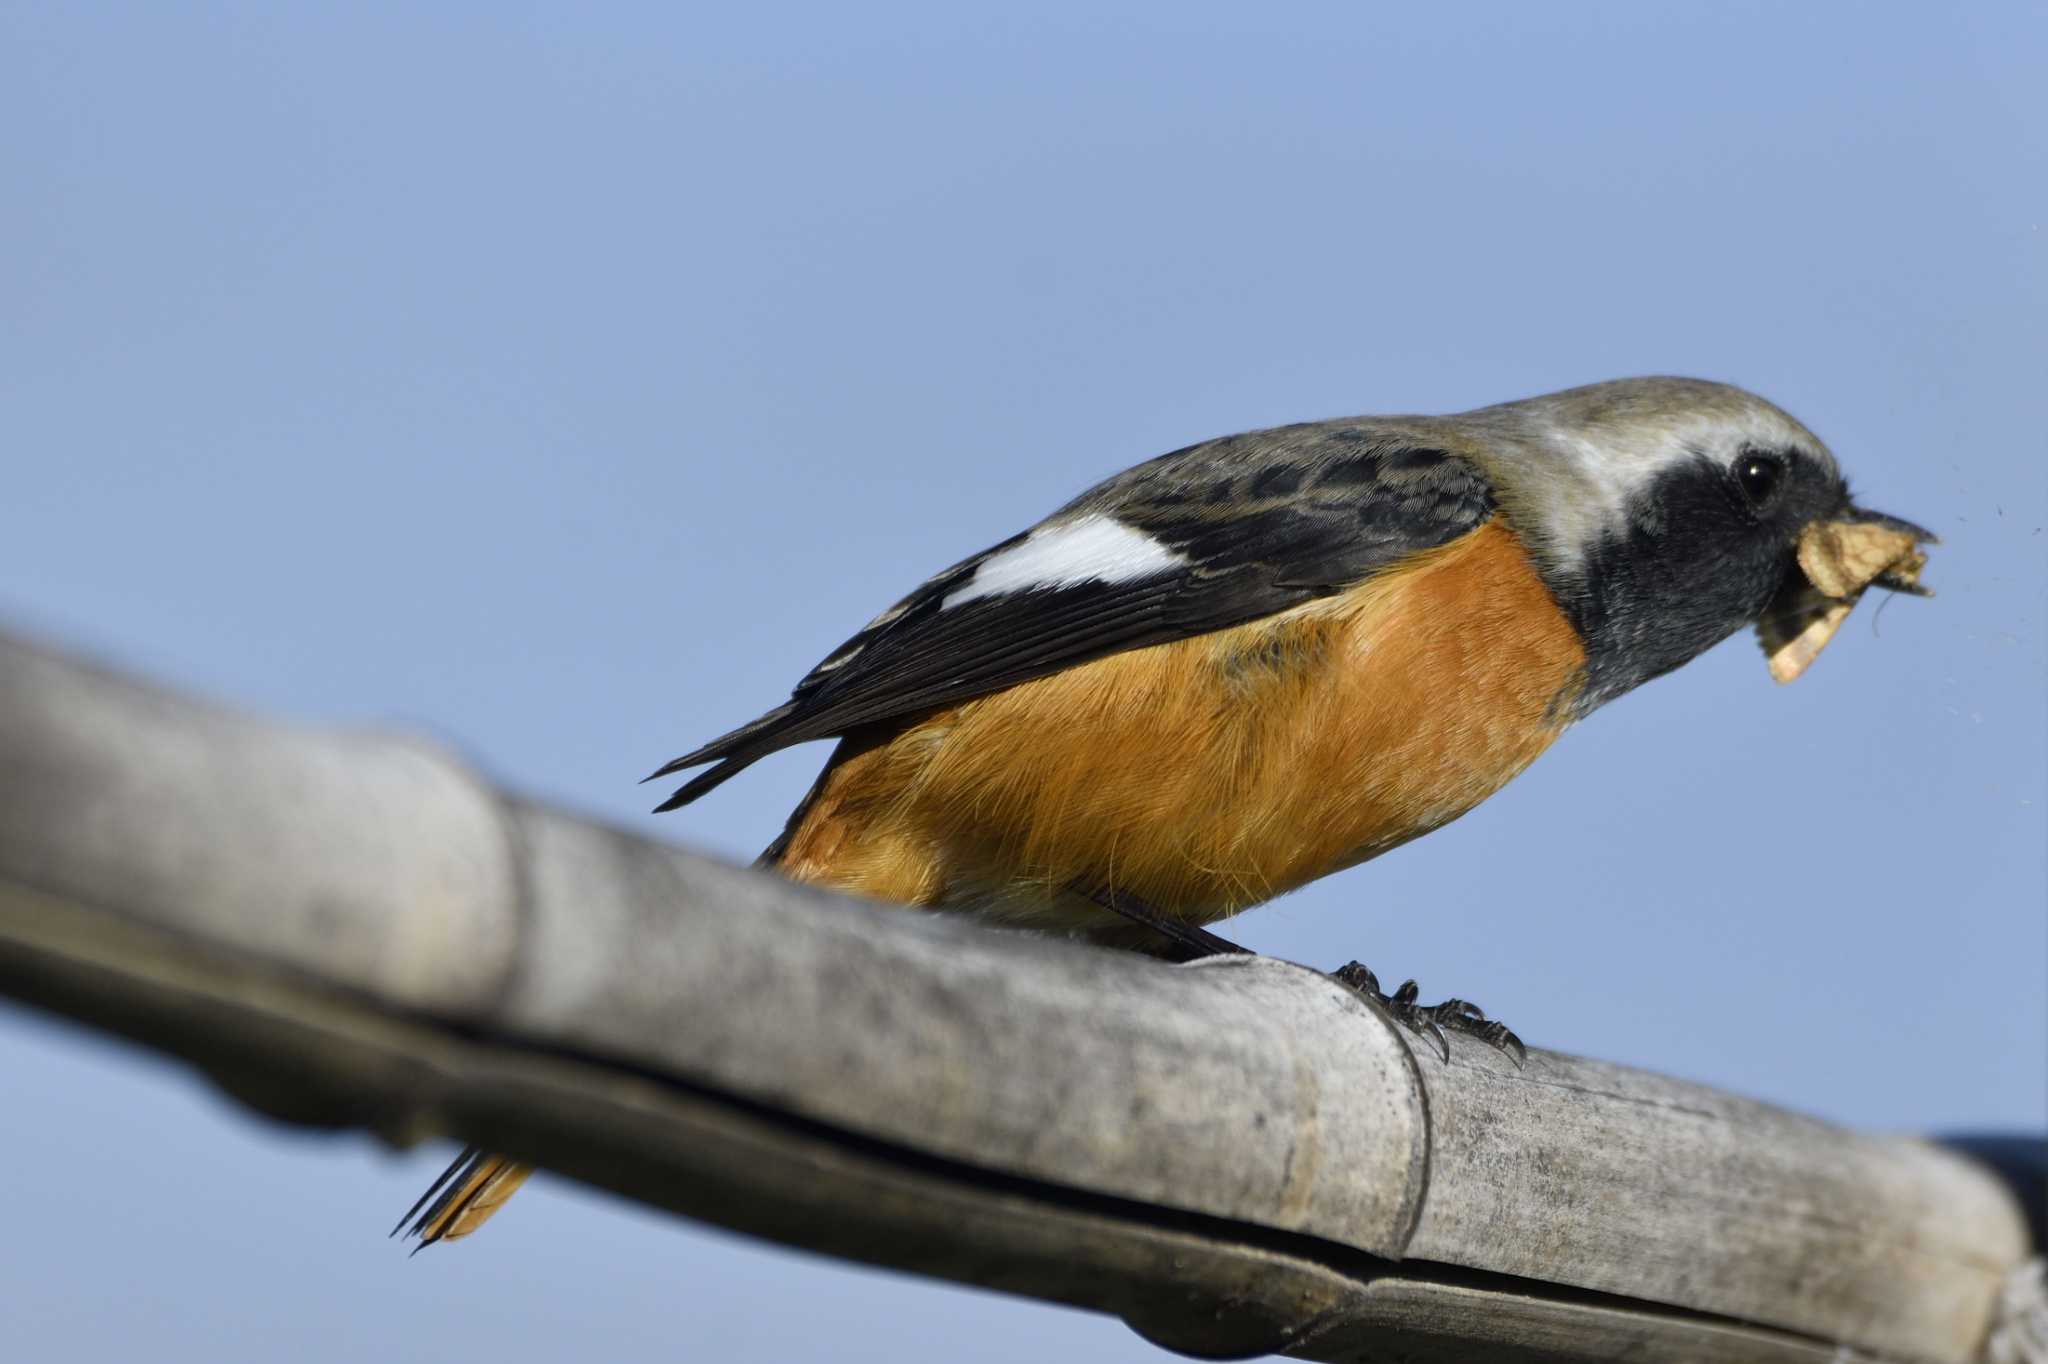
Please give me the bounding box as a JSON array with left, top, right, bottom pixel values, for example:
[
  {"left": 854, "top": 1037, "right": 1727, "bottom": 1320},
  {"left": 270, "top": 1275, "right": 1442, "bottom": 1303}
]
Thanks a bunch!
[{"left": 1756, "top": 504, "right": 1936, "bottom": 683}]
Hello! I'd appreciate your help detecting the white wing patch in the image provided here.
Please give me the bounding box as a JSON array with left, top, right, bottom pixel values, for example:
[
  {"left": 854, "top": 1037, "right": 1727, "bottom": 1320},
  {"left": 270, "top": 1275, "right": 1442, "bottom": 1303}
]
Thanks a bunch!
[{"left": 942, "top": 513, "right": 1188, "bottom": 610}]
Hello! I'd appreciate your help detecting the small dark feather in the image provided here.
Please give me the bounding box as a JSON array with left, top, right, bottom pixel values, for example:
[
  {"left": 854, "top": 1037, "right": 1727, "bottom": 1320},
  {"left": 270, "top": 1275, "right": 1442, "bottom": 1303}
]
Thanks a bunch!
[
  {"left": 1249, "top": 465, "right": 1304, "bottom": 498},
  {"left": 1384, "top": 446, "right": 1450, "bottom": 474},
  {"left": 1314, "top": 451, "right": 1387, "bottom": 487}
]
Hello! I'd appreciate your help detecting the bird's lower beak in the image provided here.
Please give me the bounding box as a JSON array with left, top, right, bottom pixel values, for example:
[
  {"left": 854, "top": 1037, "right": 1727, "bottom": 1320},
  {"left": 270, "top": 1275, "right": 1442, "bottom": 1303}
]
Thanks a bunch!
[{"left": 1756, "top": 505, "right": 1935, "bottom": 683}]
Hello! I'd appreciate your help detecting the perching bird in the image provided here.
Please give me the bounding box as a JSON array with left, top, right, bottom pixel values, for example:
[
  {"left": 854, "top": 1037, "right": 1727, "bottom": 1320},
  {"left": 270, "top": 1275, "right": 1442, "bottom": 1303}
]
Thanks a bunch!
[{"left": 397, "top": 376, "right": 1932, "bottom": 1246}]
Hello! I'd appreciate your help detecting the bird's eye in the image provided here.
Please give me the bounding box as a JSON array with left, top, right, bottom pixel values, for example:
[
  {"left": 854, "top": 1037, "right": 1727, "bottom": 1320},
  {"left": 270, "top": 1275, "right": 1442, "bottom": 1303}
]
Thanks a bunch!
[{"left": 1735, "top": 452, "right": 1785, "bottom": 507}]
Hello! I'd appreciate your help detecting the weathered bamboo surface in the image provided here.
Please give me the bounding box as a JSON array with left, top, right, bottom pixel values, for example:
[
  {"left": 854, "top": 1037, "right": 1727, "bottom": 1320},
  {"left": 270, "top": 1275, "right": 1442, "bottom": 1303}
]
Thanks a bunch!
[{"left": 0, "top": 628, "right": 2035, "bottom": 1362}]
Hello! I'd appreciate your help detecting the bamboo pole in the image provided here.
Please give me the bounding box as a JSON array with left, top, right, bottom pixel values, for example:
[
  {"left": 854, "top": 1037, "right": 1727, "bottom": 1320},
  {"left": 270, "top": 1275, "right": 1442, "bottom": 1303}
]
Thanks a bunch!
[{"left": 0, "top": 628, "right": 2035, "bottom": 1362}]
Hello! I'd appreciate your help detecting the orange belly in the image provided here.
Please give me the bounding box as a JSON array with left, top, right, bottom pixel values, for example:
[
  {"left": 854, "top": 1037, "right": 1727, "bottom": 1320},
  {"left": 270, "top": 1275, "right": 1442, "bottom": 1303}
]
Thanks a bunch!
[{"left": 771, "top": 519, "right": 1586, "bottom": 933}]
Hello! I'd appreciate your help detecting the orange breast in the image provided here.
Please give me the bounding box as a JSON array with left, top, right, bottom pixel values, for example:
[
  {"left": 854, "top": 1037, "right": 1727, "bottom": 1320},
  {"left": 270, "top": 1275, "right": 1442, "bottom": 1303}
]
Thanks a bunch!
[{"left": 772, "top": 519, "right": 1586, "bottom": 933}]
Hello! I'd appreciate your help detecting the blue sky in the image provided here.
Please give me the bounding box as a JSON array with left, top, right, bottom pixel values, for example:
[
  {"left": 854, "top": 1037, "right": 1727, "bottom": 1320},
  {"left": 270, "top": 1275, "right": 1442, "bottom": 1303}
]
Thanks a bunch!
[{"left": 2, "top": 4, "right": 2042, "bottom": 1360}]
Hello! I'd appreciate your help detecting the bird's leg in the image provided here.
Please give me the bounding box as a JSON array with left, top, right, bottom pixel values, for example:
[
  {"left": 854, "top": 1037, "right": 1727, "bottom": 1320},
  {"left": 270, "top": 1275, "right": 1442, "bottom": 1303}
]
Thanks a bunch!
[
  {"left": 1074, "top": 884, "right": 1255, "bottom": 963},
  {"left": 1331, "top": 962, "right": 1526, "bottom": 1066}
]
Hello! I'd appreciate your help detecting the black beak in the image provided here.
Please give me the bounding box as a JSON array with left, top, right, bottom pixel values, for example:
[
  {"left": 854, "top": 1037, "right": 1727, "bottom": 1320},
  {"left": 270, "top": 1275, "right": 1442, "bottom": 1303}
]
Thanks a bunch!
[{"left": 1841, "top": 505, "right": 1939, "bottom": 546}]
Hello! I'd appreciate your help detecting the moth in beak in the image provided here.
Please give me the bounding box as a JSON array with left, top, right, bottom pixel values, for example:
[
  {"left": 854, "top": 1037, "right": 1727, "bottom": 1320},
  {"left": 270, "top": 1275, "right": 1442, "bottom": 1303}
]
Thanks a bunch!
[{"left": 1757, "top": 509, "right": 1936, "bottom": 683}]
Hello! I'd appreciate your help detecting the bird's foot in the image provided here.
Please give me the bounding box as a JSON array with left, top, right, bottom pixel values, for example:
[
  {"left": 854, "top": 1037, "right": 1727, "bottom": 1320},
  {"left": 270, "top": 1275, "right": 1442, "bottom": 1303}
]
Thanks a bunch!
[
  {"left": 1330, "top": 962, "right": 1526, "bottom": 1066},
  {"left": 1071, "top": 884, "right": 1526, "bottom": 1065}
]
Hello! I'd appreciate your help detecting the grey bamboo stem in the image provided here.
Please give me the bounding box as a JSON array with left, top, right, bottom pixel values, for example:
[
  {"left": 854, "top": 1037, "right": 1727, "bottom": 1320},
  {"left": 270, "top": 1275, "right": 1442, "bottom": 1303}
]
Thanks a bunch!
[{"left": 0, "top": 628, "right": 2035, "bottom": 1363}]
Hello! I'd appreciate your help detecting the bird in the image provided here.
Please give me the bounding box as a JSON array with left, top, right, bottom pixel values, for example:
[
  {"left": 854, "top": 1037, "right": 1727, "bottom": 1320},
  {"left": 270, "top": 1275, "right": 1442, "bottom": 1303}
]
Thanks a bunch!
[{"left": 395, "top": 375, "right": 1932, "bottom": 1247}]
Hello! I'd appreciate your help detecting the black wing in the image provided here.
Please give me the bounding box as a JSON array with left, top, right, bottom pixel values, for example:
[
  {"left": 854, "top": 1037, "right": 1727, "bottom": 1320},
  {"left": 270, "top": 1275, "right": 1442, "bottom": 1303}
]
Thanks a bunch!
[{"left": 649, "top": 425, "right": 1494, "bottom": 810}]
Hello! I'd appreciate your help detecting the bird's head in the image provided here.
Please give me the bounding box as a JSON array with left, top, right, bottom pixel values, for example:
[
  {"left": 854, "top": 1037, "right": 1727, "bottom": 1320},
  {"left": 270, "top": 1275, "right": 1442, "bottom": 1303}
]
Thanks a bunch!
[{"left": 1466, "top": 377, "right": 1935, "bottom": 711}]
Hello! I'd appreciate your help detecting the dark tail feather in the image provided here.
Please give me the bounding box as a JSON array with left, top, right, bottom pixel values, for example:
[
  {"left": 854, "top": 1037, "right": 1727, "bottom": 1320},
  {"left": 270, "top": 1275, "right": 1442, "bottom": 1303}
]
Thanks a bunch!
[
  {"left": 389, "top": 1147, "right": 471, "bottom": 1237},
  {"left": 644, "top": 700, "right": 809, "bottom": 811},
  {"left": 643, "top": 700, "right": 801, "bottom": 784},
  {"left": 650, "top": 752, "right": 770, "bottom": 812},
  {"left": 393, "top": 1148, "right": 534, "bottom": 1250}
]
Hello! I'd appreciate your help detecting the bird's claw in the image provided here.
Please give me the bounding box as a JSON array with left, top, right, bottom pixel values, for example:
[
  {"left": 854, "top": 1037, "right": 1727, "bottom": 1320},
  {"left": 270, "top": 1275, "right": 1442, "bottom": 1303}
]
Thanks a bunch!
[{"left": 1331, "top": 961, "right": 1526, "bottom": 1066}]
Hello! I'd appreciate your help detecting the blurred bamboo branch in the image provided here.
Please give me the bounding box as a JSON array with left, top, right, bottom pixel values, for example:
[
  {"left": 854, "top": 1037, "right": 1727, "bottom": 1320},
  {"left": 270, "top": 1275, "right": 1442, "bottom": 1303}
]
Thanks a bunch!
[{"left": 0, "top": 627, "right": 2036, "bottom": 1363}]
